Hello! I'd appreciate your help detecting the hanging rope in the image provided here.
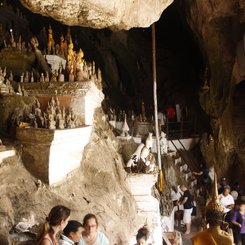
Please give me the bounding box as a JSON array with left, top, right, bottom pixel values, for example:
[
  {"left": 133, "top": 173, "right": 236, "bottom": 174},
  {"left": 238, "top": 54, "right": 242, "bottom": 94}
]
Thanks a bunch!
[{"left": 152, "top": 23, "right": 164, "bottom": 192}]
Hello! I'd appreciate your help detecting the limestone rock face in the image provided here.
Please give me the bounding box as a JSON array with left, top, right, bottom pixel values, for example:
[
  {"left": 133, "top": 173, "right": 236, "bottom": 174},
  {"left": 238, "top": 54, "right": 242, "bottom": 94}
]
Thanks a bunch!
[
  {"left": 0, "top": 109, "right": 141, "bottom": 244},
  {"left": 185, "top": 0, "right": 244, "bottom": 178},
  {"left": 20, "top": 0, "right": 173, "bottom": 30}
]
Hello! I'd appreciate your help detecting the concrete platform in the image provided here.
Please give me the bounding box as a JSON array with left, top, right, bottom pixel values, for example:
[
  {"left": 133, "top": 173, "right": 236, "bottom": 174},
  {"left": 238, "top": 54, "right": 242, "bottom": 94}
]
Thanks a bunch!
[{"left": 16, "top": 126, "right": 92, "bottom": 185}]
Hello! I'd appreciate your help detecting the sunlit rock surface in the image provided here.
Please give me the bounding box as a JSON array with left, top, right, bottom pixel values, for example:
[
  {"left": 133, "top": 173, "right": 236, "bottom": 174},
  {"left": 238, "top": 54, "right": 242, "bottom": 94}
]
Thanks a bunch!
[{"left": 20, "top": 0, "right": 173, "bottom": 30}]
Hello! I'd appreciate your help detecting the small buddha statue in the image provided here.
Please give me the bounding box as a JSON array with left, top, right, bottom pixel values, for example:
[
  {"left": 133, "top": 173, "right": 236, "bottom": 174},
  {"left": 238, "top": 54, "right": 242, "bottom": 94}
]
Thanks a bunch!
[
  {"left": 48, "top": 113, "right": 56, "bottom": 130},
  {"left": 60, "top": 34, "right": 66, "bottom": 57},
  {"left": 191, "top": 174, "right": 234, "bottom": 245},
  {"left": 9, "top": 71, "right": 13, "bottom": 82},
  {"left": 76, "top": 48, "right": 84, "bottom": 81},
  {"left": 40, "top": 73, "right": 45, "bottom": 83},
  {"left": 9, "top": 29, "right": 15, "bottom": 48},
  {"left": 24, "top": 71, "right": 29, "bottom": 83},
  {"left": 65, "top": 109, "right": 72, "bottom": 128},
  {"left": 87, "top": 62, "right": 92, "bottom": 79},
  {"left": 97, "top": 68, "right": 102, "bottom": 83},
  {"left": 30, "top": 72, "right": 34, "bottom": 83},
  {"left": 5, "top": 78, "right": 14, "bottom": 94},
  {"left": 44, "top": 71, "right": 49, "bottom": 83},
  {"left": 56, "top": 108, "right": 65, "bottom": 129},
  {"left": 17, "top": 84, "right": 23, "bottom": 95},
  {"left": 141, "top": 101, "right": 147, "bottom": 122},
  {"left": 47, "top": 25, "right": 55, "bottom": 55},
  {"left": 17, "top": 36, "right": 22, "bottom": 51},
  {"left": 58, "top": 62, "right": 65, "bottom": 82},
  {"left": 20, "top": 73, "right": 24, "bottom": 83},
  {"left": 70, "top": 108, "right": 78, "bottom": 128}
]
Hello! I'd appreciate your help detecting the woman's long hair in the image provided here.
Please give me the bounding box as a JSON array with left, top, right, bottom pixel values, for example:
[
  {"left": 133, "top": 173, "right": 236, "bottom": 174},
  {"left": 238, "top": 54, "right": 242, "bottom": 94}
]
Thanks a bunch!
[
  {"left": 39, "top": 205, "right": 71, "bottom": 244},
  {"left": 136, "top": 226, "right": 150, "bottom": 242}
]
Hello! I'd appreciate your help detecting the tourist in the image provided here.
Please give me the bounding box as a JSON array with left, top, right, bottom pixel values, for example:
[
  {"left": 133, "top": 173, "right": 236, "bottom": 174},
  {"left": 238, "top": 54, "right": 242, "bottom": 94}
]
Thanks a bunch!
[
  {"left": 219, "top": 185, "right": 235, "bottom": 225},
  {"left": 177, "top": 184, "right": 193, "bottom": 234},
  {"left": 135, "top": 226, "right": 150, "bottom": 245},
  {"left": 192, "top": 163, "right": 212, "bottom": 199},
  {"left": 78, "top": 213, "right": 109, "bottom": 245},
  {"left": 166, "top": 105, "right": 175, "bottom": 121},
  {"left": 59, "top": 220, "right": 84, "bottom": 245},
  {"left": 232, "top": 201, "right": 245, "bottom": 245},
  {"left": 170, "top": 185, "right": 182, "bottom": 207},
  {"left": 39, "top": 205, "right": 71, "bottom": 245},
  {"left": 218, "top": 177, "right": 228, "bottom": 194},
  {"left": 233, "top": 182, "right": 243, "bottom": 201}
]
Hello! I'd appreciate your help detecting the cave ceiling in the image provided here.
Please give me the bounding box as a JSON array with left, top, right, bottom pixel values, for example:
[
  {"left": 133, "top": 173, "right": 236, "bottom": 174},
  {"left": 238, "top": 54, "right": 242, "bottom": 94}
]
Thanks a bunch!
[{"left": 20, "top": 0, "right": 174, "bottom": 30}]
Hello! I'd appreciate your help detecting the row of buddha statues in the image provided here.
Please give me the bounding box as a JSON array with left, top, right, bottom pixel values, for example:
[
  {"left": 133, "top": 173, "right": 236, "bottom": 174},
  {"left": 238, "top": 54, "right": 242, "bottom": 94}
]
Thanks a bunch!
[
  {"left": 28, "top": 97, "right": 81, "bottom": 130},
  {"left": 106, "top": 101, "right": 150, "bottom": 123},
  {"left": 0, "top": 63, "right": 102, "bottom": 96},
  {"left": 0, "top": 23, "right": 103, "bottom": 83},
  {"left": 0, "top": 67, "right": 15, "bottom": 95}
]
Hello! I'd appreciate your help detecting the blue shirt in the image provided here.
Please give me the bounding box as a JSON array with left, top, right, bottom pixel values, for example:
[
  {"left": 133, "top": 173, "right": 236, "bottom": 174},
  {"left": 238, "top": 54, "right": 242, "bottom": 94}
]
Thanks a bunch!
[{"left": 78, "top": 231, "right": 109, "bottom": 245}]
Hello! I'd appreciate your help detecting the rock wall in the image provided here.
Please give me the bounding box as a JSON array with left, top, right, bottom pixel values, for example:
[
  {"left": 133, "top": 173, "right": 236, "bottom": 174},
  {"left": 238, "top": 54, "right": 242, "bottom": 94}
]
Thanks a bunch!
[
  {"left": 184, "top": 0, "right": 245, "bottom": 178},
  {"left": 0, "top": 109, "right": 141, "bottom": 244}
]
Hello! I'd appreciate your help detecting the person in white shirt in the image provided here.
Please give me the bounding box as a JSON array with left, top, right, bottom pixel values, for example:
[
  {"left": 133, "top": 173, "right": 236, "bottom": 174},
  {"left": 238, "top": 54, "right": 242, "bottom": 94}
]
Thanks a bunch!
[
  {"left": 59, "top": 220, "right": 84, "bottom": 245},
  {"left": 218, "top": 185, "right": 235, "bottom": 225}
]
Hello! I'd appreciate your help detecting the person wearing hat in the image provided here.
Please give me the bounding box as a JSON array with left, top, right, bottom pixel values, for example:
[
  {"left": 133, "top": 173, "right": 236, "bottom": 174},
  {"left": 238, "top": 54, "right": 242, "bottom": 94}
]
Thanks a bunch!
[
  {"left": 219, "top": 185, "right": 235, "bottom": 225},
  {"left": 218, "top": 177, "right": 228, "bottom": 194}
]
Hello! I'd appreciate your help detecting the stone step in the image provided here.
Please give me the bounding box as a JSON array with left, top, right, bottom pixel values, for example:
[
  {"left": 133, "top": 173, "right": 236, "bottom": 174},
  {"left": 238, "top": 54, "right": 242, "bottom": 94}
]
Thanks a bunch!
[{"left": 0, "top": 149, "right": 16, "bottom": 164}]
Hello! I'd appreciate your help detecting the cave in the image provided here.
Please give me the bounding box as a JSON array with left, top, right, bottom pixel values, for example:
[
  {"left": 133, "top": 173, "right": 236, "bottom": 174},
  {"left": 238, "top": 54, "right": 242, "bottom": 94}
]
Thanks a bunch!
[{"left": 0, "top": 0, "right": 244, "bottom": 245}]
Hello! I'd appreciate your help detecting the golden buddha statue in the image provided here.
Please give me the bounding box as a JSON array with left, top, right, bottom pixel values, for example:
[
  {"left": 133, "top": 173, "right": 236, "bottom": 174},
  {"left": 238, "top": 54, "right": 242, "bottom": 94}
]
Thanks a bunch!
[
  {"left": 76, "top": 49, "right": 84, "bottom": 68},
  {"left": 67, "top": 37, "right": 75, "bottom": 75},
  {"left": 191, "top": 174, "right": 234, "bottom": 245}
]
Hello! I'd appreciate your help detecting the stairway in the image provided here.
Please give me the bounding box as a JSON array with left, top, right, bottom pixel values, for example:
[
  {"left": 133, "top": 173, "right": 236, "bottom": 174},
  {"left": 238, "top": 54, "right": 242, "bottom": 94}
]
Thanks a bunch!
[{"left": 169, "top": 139, "right": 201, "bottom": 196}]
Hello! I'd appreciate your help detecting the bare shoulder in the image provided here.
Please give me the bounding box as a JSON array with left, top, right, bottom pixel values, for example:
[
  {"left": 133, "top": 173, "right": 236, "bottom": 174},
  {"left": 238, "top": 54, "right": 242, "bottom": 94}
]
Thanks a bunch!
[{"left": 39, "top": 237, "right": 53, "bottom": 245}]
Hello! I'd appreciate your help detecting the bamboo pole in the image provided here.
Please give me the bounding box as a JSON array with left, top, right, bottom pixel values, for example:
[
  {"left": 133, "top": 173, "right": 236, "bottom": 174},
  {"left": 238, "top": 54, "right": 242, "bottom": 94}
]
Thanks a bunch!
[{"left": 152, "top": 24, "right": 162, "bottom": 175}]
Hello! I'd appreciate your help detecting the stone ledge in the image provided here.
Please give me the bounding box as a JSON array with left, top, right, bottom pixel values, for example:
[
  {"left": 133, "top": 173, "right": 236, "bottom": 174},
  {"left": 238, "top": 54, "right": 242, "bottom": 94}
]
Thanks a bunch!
[
  {"left": 16, "top": 126, "right": 92, "bottom": 185},
  {"left": 0, "top": 149, "right": 15, "bottom": 163}
]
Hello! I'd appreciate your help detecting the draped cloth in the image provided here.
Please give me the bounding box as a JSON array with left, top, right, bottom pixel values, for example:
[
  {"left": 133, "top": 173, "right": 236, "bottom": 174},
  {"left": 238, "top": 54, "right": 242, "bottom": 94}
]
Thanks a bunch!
[{"left": 191, "top": 230, "right": 217, "bottom": 245}]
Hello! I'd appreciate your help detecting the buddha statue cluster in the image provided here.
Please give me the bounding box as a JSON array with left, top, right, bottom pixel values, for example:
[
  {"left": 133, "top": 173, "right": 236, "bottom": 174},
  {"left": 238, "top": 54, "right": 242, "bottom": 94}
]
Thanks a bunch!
[
  {"left": 66, "top": 36, "right": 101, "bottom": 83},
  {"left": 31, "top": 97, "right": 80, "bottom": 130},
  {"left": 0, "top": 24, "right": 28, "bottom": 52},
  {"left": 45, "top": 26, "right": 102, "bottom": 83},
  {"left": 0, "top": 67, "right": 15, "bottom": 95}
]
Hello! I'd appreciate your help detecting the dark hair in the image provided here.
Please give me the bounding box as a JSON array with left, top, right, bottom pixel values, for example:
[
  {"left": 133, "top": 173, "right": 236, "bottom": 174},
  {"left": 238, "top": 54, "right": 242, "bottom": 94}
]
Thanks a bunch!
[
  {"left": 206, "top": 209, "right": 225, "bottom": 226},
  {"left": 239, "top": 201, "right": 245, "bottom": 206},
  {"left": 63, "top": 220, "right": 83, "bottom": 236},
  {"left": 136, "top": 226, "right": 149, "bottom": 241},
  {"left": 39, "top": 205, "right": 71, "bottom": 243},
  {"left": 83, "top": 213, "right": 98, "bottom": 227}
]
